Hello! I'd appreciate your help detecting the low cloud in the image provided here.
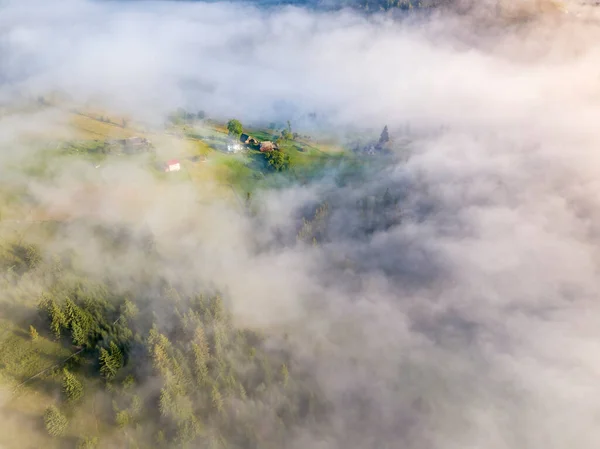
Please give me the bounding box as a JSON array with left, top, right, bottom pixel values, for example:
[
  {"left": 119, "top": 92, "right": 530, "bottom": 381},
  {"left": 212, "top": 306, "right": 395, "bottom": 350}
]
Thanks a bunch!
[{"left": 2, "top": 0, "right": 600, "bottom": 448}]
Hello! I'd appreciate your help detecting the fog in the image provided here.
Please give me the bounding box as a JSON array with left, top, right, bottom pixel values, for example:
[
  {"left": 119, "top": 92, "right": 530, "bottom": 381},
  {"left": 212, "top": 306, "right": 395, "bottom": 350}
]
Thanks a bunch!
[{"left": 2, "top": 0, "right": 600, "bottom": 448}]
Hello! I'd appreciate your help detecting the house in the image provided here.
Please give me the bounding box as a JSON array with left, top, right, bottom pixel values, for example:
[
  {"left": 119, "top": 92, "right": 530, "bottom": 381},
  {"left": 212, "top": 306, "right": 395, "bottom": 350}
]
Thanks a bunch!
[
  {"left": 164, "top": 159, "right": 181, "bottom": 172},
  {"left": 240, "top": 133, "right": 259, "bottom": 146},
  {"left": 259, "top": 141, "right": 279, "bottom": 152}
]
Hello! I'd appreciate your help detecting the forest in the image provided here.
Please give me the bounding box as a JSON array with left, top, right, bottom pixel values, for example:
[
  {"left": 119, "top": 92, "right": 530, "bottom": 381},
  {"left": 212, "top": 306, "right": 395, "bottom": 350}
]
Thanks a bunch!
[{"left": 0, "top": 172, "right": 405, "bottom": 448}]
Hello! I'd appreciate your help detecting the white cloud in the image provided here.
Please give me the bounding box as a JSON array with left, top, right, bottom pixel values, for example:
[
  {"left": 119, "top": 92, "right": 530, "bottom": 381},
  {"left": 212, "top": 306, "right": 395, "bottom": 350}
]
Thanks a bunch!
[{"left": 3, "top": 0, "right": 600, "bottom": 447}]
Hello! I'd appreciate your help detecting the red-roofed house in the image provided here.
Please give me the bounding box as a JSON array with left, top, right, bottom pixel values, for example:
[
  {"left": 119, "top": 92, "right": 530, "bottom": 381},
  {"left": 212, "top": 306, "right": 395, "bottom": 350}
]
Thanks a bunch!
[{"left": 164, "top": 159, "right": 181, "bottom": 172}]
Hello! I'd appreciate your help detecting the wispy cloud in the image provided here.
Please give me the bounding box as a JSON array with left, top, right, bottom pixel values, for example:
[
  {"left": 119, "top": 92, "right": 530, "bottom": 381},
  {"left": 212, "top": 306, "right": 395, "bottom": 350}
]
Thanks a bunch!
[{"left": 2, "top": 0, "right": 600, "bottom": 447}]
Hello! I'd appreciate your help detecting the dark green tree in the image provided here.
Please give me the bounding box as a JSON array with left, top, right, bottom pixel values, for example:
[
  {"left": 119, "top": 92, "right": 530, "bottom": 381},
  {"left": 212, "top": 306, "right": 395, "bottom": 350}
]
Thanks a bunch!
[
  {"left": 99, "top": 342, "right": 123, "bottom": 380},
  {"left": 226, "top": 119, "right": 243, "bottom": 137},
  {"left": 64, "top": 298, "right": 79, "bottom": 325}
]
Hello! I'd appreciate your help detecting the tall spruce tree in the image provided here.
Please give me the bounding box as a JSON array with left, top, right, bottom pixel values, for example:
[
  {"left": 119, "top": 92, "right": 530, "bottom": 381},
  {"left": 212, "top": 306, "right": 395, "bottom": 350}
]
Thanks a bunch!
[
  {"left": 62, "top": 368, "right": 84, "bottom": 402},
  {"left": 379, "top": 125, "right": 390, "bottom": 145},
  {"left": 99, "top": 344, "right": 122, "bottom": 380}
]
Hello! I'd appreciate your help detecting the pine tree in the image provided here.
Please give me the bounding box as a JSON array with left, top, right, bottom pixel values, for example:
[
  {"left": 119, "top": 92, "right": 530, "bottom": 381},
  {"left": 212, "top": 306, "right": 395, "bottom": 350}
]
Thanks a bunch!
[
  {"left": 238, "top": 382, "right": 247, "bottom": 400},
  {"left": 379, "top": 125, "right": 390, "bottom": 145},
  {"left": 64, "top": 298, "right": 79, "bottom": 326},
  {"left": 120, "top": 299, "right": 139, "bottom": 321},
  {"left": 211, "top": 385, "right": 224, "bottom": 415},
  {"left": 212, "top": 325, "right": 224, "bottom": 359},
  {"left": 44, "top": 405, "right": 68, "bottom": 437},
  {"left": 159, "top": 387, "right": 173, "bottom": 418},
  {"left": 211, "top": 296, "right": 226, "bottom": 323},
  {"left": 49, "top": 301, "right": 66, "bottom": 340},
  {"left": 71, "top": 320, "right": 87, "bottom": 347},
  {"left": 99, "top": 347, "right": 119, "bottom": 380},
  {"left": 192, "top": 342, "right": 209, "bottom": 386},
  {"left": 62, "top": 368, "right": 84, "bottom": 402},
  {"left": 29, "top": 325, "right": 39, "bottom": 341},
  {"left": 109, "top": 341, "right": 124, "bottom": 368},
  {"left": 153, "top": 343, "right": 170, "bottom": 376},
  {"left": 176, "top": 416, "right": 202, "bottom": 447}
]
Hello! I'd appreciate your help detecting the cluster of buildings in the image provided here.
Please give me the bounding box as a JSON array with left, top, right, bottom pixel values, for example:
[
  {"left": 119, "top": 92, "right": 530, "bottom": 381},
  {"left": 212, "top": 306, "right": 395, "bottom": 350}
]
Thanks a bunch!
[{"left": 227, "top": 133, "right": 279, "bottom": 154}]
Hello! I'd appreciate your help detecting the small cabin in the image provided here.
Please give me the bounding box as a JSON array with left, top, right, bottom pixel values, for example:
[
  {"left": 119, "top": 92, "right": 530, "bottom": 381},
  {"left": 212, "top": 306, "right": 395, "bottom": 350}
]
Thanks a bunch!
[
  {"left": 259, "top": 141, "right": 279, "bottom": 152},
  {"left": 240, "top": 134, "right": 259, "bottom": 146},
  {"left": 164, "top": 160, "right": 181, "bottom": 172}
]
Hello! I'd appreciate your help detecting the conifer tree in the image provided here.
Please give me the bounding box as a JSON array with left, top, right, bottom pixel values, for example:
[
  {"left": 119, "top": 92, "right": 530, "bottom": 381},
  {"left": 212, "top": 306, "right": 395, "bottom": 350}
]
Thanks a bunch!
[
  {"left": 379, "top": 125, "right": 390, "bottom": 145},
  {"left": 44, "top": 405, "right": 68, "bottom": 437},
  {"left": 120, "top": 299, "right": 139, "bottom": 321},
  {"left": 176, "top": 416, "right": 202, "bottom": 447},
  {"left": 238, "top": 382, "right": 247, "bottom": 400},
  {"left": 192, "top": 342, "right": 209, "bottom": 386},
  {"left": 64, "top": 298, "right": 79, "bottom": 326},
  {"left": 62, "top": 368, "right": 84, "bottom": 402},
  {"left": 49, "top": 301, "right": 66, "bottom": 340},
  {"left": 29, "top": 325, "right": 39, "bottom": 341},
  {"left": 109, "top": 341, "right": 123, "bottom": 368},
  {"left": 99, "top": 347, "right": 120, "bottom": 380},
  {"left": 71, "top": 320, "right": 87, "bottom": 347},
  {"left": 211, "top": 385, "right": 224, "bottom": 414}
]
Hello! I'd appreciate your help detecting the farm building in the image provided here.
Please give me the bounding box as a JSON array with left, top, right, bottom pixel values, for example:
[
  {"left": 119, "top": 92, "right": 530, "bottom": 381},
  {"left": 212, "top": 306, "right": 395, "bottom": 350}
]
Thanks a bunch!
[
  {"left": 164, "top": 160, "right": 181, "bottom": 172},
  {"left": 259, "top": 141, "right": 279, "bottom": 152},
  {"left": 240, "top": 134, "right": 259, "bottom": 146}
]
